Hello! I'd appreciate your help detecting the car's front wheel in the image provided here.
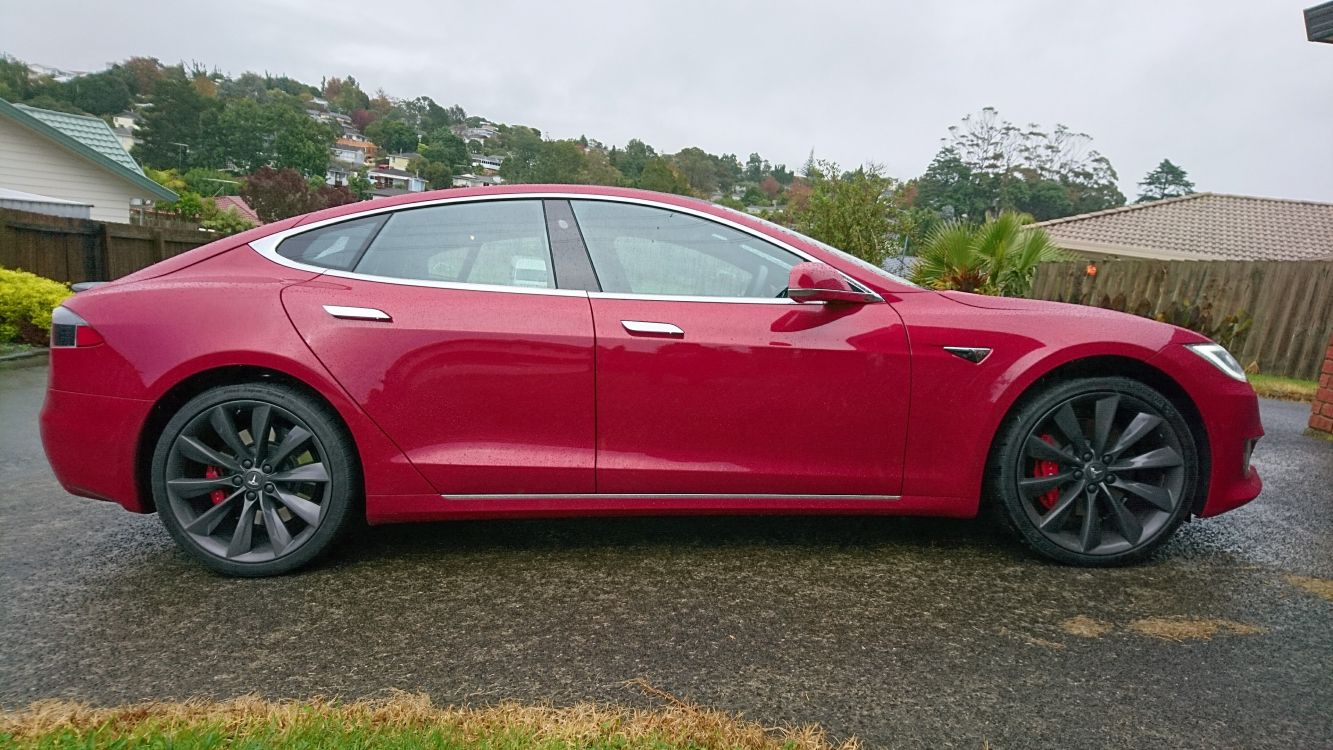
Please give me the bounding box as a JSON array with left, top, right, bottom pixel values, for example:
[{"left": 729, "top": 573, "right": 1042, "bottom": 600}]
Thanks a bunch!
[
  {"left": 151, "top": 383, "right": 358, "bottom": 576},
  {"left": 991, "top": 376, "right": 1199, "bottom": 566}
]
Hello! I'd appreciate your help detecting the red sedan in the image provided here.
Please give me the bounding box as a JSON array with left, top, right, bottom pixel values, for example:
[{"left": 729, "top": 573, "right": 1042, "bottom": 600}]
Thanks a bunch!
[{"left": 39, "top": 185, "right": 1263, "bottom": 575}]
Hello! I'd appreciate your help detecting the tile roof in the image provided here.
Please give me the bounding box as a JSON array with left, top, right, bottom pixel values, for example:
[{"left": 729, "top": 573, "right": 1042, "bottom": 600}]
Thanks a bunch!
[
  {"left": 0, "top": 98, "right": 174, "bottom": 202},
  {"left": 210, "top": 195, "right": 261, "bottom": 225},
  {"left": 14, "top": 103, "right": 145, "bottom": 175},
  {"left": 1030, "top": 193, "right": 1333, "bottom": 262}
]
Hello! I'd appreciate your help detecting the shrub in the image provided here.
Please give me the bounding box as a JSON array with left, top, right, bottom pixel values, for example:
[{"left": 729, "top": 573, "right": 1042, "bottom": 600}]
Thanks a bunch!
[{"left": 0, "top": 267, "right": 73, "bottom": 345}]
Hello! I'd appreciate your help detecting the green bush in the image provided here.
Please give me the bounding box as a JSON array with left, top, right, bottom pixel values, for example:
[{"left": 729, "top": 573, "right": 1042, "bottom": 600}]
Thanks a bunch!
[{"left": 0, "top": 267, "right": 73, "bottom": 345}]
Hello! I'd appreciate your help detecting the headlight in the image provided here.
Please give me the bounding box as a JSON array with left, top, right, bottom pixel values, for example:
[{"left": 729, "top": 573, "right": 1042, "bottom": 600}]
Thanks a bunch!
[{"left": 1186, "top": 343, "right": 1247, "bottom": 382}]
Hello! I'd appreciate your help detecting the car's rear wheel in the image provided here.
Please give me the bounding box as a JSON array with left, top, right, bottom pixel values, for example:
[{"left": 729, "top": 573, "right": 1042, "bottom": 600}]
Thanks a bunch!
[
  {"left": 991, "top": 376, "right": 1198, "bottom": 566},
  {"left": 151, "top": 383, "right": 358, "bottom": 576}
]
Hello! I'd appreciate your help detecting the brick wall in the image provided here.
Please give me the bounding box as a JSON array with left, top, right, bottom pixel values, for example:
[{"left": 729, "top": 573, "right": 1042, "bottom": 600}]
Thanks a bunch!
[{"left": 1311, "top": 332, "right": 1333, "bottom": 435}]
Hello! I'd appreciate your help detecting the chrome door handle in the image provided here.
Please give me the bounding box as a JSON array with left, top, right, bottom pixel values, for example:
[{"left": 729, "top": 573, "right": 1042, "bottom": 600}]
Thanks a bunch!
[
  {"left": 323, "top": 305, "right": 392, "bottom": 322},
  {"left": 621, "top": 320, "right": 684, "bottom": 336}
]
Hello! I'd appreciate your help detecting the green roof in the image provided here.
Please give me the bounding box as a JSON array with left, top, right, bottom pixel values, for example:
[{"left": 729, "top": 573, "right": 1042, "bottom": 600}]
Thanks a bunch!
[{"left": 0, "top": 97, "right": 175, "bottom": 202}]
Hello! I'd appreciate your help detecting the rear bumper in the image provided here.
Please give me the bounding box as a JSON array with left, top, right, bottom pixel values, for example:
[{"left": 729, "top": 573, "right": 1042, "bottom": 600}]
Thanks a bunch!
[{"left": 40, "top": 387, "right": 153, "bottom": 512}]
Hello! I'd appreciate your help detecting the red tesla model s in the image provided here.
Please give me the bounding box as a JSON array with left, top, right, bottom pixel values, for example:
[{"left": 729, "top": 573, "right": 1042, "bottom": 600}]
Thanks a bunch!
[{"left": 39, "top": 185, "right": 1263, "bottom": 575}]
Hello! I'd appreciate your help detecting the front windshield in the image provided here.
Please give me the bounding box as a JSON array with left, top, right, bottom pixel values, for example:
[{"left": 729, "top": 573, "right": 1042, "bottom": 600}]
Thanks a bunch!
[{"left": 711, "top": 205, "right": 919, "bottom": 288}]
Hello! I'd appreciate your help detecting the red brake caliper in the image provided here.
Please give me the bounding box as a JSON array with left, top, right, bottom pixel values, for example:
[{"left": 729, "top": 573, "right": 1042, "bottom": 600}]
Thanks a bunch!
[
  {"left": 1032, "top": 434, "right": 1061, "bottom": 509},
  {"left": 205, "top": 465, "right": 226, "bottom": 505}
]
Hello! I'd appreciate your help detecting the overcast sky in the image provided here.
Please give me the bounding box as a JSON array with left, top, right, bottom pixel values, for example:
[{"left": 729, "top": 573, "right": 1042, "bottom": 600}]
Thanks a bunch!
[{"left": 3, "top": 0, "right": 1330, "bottom": 202}]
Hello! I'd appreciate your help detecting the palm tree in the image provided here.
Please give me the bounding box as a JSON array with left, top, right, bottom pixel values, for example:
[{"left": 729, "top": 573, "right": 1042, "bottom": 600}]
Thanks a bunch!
[{"left": 910, "top": 211, "right": 1063, "bottom": 297}]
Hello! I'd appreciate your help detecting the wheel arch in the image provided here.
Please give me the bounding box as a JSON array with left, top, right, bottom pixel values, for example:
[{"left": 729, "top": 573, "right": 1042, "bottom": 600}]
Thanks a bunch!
[
  {"left": 135, "top": 364, "right": 364, "bottom": 513},
  {"left": 985, "top": 353, "right": 1212, "bottom": 514}
]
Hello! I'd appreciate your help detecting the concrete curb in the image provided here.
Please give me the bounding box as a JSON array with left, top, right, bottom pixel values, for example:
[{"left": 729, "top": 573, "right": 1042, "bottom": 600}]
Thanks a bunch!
[{"left": 0, "top": 348, "right": 49, "bottom": 369}]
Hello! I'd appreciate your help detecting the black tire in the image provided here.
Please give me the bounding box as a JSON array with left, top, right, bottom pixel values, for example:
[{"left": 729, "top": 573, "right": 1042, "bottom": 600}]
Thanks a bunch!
[
  {"left": 151, "top": 382, "right": 359, "bottom": 576},
  {"left": 989, "top": 376, "right": 1198, "bottom": 566}
]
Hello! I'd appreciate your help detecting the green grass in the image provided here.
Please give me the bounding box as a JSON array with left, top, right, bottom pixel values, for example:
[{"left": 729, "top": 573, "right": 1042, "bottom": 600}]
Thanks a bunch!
[
  {"left": 1249, "top": 373, "right": 1318, "bottom": 402},
  {"left": 0, "top": 690, "right": 858, "bottom": 750}
]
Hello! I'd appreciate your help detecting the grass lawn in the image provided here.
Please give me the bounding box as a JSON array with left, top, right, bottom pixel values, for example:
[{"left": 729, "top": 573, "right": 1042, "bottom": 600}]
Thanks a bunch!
[
  {"left": 1249, "top": 373, "right": 1318, "bottom": 402},
  {"left": 0, "top": 690, "right": 857, "bottom": 750}
]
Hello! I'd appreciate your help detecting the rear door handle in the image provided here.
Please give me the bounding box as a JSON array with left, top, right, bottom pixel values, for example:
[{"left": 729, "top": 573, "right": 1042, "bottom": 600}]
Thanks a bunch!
[
  {"left": 323, "top": 305, "right": 392, "bottom": 322},
  {"left": 621, "top": 320, "right": 684, "bottom": 337}
]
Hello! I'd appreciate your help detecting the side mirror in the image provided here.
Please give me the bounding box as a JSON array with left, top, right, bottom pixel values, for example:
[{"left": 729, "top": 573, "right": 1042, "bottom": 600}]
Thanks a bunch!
[{"left": 786, "top": 262, "right": 875, "bottom": 303}]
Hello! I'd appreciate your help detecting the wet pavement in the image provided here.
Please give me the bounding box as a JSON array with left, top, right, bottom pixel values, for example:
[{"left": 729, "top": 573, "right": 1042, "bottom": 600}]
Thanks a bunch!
[{"left": 2, "top": 363, "right": 1330, "bottom": 749}]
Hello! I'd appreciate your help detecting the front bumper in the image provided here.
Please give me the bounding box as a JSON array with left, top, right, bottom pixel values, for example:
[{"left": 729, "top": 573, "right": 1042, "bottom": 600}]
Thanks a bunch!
[{"left": 40, "top": 387, "right": 154, "bottom": 513}]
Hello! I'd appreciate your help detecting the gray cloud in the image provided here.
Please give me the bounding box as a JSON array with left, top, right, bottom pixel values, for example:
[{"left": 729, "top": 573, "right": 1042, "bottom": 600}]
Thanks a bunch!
[{"left": 3, "top": 0, "right": 1330, "bottom": 201}]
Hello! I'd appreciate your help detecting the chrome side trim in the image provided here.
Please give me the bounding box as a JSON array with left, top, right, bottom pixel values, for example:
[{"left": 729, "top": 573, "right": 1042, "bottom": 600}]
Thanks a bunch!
[
  {"left": 591, "top": 291, "right": 807, "bottom": 305},
  {"left": 943, "top": 346, "right": 992, "bottom": 364},
  {"left": 248, "top": 192, "right": 882, "bottom": 303},
  {"left": 440, "top": 493, "right": 900, "bottom": 501},
  {"left": 621, "top": 320, "right": 684, "bottom": 336},
  {"left": 323, "top": 304, "right": 392, "bottom": 321}
]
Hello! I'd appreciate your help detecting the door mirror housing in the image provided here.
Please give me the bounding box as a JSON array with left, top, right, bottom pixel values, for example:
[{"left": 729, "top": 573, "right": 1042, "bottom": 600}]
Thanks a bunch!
[{"left": 786, "top": 262, "right": 876, "bottom": 303}]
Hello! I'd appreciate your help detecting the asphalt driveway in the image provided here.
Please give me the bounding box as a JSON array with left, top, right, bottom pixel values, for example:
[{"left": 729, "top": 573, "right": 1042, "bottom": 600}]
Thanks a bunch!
[{"left": 1, "top": 362, "right": 1329, "bottom": 749}]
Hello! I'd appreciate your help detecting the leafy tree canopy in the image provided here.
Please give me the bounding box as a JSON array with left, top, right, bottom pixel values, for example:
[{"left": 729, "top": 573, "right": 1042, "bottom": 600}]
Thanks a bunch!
[{"left": 1136, "top": 159, "right": 1195, "bottom": 203}]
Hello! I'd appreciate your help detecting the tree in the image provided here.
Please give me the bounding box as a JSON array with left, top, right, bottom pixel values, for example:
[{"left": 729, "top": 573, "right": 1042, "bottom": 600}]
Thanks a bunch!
[
  {"left": 64, "top": 71, "right": 131, "bottom": 115},
  {"left": 672, "top": 147, "right": 718, "bottom": 194},
  {"left": 758, "top": 175, "right": 782, "bottom": 200},
  {"left": 134, "top": 77, "right": 222, "bottom": 170},
  {"left": 788, "top": 162, "right": 894, "bottom": 265},
  {"left": 744, "top": 153, "right": 765, "bottom": 182},
  {"left": 635, "top": 157, "right": 691, "bottom": 195},
  {"left": 917, "top": 108, "right": 1125, "bottom": 221},
  {"left": 203, "top": 97, "right": 333, "bottom": 177},
  {"left": 422, "top": 128, "right": 469, "bottom": 171},
  {"left": 610, "top": 139, "right": 655, "bottom": 180},
  {"left": 1136, "top": 159, "right": 1195, "bottom": 203},
  {"left": 364, "top": 118, "right": 418, "bottom": 154},
  {"left": 910, "top": 212, "right": 1063, "bottom": 296},
  {"left": 239, "top": 167, "right": 356, "bottom": 222}
]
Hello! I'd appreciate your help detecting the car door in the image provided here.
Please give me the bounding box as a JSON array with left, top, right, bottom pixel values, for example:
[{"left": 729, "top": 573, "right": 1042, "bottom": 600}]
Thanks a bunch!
[
  {"left": 569, "top": 198, "right": 911, "bottom": 497},
  {"left": 274, "top": 198, "right": 597, "bottom": 496}
]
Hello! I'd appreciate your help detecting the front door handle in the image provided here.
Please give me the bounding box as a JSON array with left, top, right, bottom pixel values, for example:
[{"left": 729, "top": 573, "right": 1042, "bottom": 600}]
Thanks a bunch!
[
  {"left": 323, "top": 305, "right": 392, "bottom": 322},
  {"left": 621, "top": 320, "right": 684, "bottom": 337}
]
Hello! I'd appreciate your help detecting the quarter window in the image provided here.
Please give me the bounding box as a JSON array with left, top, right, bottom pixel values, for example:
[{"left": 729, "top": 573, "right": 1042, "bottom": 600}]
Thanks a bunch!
[
  {"left": 569, "top": 200, "right": 802, "bottom": 298},
  {"left": 354, "top": 200, "right": 554, "bottom": 288},
  {"left": 275, "top": 216, "right": 384, "bottom": 270}
]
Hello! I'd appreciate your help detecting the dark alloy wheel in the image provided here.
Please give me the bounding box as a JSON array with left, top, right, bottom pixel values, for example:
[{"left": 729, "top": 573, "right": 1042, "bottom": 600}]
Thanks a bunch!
[
  {"left": 151, "top": 383, "right": 358, "bottom": 576},
  {"left": 992, "top": 377, "right": 1198, "bottom": 566}
]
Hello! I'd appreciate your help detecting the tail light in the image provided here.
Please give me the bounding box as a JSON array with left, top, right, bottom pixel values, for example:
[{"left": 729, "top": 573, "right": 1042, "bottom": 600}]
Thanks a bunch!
[{"left": 50, "top": 306, "right": 104, "bottom": 348}]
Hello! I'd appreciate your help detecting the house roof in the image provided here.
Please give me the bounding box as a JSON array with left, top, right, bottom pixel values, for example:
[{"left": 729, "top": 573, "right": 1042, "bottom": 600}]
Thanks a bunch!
[
  {"left": 369, "top": 167, "right": 417, "bottom": 178},
  {"left": 210, "top": 195, "right": 261, "bottom": 225},
  {"left": 1030, "top": 192, "right": 1333, "bottom": 262},
  {"left": 0, "top": 98, "right": 175, "bottom": 202}
]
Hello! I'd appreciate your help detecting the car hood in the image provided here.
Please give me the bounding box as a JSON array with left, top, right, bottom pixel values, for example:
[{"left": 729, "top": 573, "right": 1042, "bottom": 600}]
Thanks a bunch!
[{"left": 937, "top": 290, "right": 1209, "bottom": 344}]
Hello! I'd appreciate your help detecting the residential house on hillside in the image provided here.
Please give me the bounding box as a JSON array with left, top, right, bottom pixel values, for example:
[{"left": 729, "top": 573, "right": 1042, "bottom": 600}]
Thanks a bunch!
[
  {"left": 451, "top": 173, "right": 504, "bottom": 188},
  {"left": 1030, "top": 193, "right": 1333, "bottom": 262},
  {"left": 385, "top": 152, "right": 422, "bottom": 171},
  {"left": 110, "top": 110, "right": 141, "bottom": 151},
  {"left": 332, "top": 137, "right": 376, "bottom": 166},
  {"left": 0, "top": 97, "right": 175, "bottom": 223},
  {"left": 453, "top": 122, "right": 499, "bottom": 144},
  {"left": 368, "top": 166, "right": 426, "bottom": 196},
  {"left": 471, "top": 154, "right": 503, "bottom": 173}
]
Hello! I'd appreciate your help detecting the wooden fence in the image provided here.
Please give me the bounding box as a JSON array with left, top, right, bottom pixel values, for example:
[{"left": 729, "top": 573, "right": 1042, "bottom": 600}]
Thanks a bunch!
[
  {"left": 0, "top": 208, "right": 210, "bottom": 284},
  {"left": 1029, "top": 259, "right": 1333, "bottom": 380}
]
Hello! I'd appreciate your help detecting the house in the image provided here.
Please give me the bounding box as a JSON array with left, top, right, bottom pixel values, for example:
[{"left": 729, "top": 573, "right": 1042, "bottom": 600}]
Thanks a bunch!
[
  {"left": 452, "top": 122, "right": 499, "bottom": 144},
  {"left": 331, "top": 137, "right": 376, "bottom": 166},
  {"left": 110, "top": 110, "right": 142, "bottom": 151},
  {"left": 209, "top": 195, "right": 261, "bottom": 225},
  {"left": 1307, "top": 1, "right": 1333, "bottom": 42},
  {"left": 451, "top": 173, "right": 504, "bottom": 189},
  {"left": 385, "top": 152, "right": 422, "bottom": 172},
  {"left": 1029, "top": 193, "right": 1333, "bottom": 262},
  {"left": 325, "top": 165, "right": 352, "bottom": 187},
  {"left": 0, "top": 97, "right": 175, "bottom": 223},
  {"left": 470, "top": 154, "right": 504, "bottom": 173},
  {"left": 0, "top": 187, "right": 93, "bottom": 219},
  {"left": 367, "top": 166, "right": 426, "bottom": 194}
]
